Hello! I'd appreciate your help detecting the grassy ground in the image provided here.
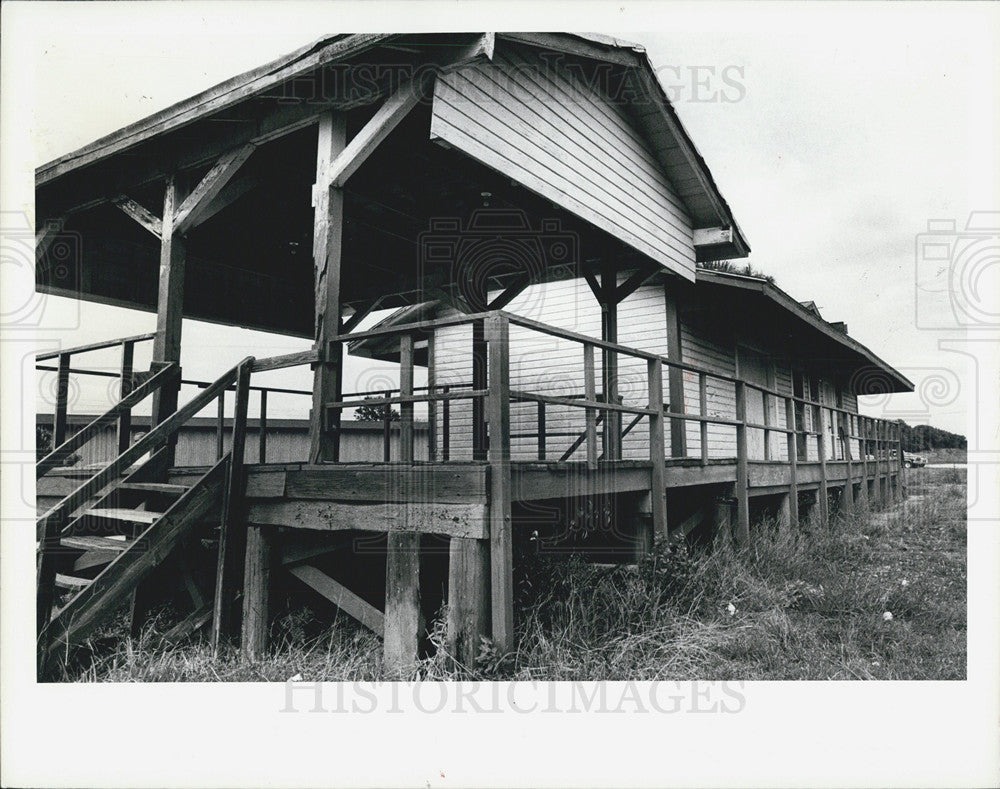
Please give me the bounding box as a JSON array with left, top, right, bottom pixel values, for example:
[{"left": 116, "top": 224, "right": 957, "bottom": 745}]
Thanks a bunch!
[{"left": 58, "top": 469, "right": 966, "bottom": 682}]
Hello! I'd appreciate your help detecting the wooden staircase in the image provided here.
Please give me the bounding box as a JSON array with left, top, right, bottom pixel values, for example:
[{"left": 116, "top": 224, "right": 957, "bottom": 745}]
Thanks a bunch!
[{"left": 36, "top": 357, "right": 253, "bottom": 671}]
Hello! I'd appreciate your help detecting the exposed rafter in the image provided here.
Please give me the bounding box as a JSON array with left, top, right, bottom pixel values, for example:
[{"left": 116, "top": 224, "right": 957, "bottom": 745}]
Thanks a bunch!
[
  {"left": 173, "top": 144, "right": 256, "bottom": 234},
  {"left": 35, "top": 218, "right": 65, "bottom": 261}
]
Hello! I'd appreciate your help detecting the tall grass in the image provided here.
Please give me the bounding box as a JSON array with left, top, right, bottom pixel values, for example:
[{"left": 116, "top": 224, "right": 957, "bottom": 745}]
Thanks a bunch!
[{"left": 58, "top": 480, "right": 966, "bottom": 682}]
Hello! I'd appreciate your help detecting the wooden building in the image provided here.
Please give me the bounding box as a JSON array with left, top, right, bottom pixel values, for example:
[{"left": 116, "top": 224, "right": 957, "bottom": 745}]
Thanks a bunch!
[{"left": 34, "top": 32, "right": 912, "bottom": 676}]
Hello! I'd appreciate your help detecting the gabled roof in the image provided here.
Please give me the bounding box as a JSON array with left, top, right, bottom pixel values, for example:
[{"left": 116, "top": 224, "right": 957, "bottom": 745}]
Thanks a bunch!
[{"left": 36, "top": 32, "right": 749, "bottom": 259}]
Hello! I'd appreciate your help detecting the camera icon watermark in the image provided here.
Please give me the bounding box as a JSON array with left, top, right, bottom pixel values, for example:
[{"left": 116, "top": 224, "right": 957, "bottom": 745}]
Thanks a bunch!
[
  {"left": 419, "top": 209, "right": 579, "bottom": 318},
  {"left": 914, "top": 211, "right": 1000, "bottom": 330},
  {"left": 1, "top": 211, "right": 83, "bottom": 332}
]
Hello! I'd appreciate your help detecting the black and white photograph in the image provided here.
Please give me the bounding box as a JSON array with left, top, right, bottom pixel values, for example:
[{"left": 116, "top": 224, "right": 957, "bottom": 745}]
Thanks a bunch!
[{"left": 2, "top": 2, "right": 997, "bottom": 787}]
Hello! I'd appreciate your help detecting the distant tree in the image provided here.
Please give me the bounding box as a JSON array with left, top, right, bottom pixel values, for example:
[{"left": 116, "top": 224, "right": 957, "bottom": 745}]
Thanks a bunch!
[
  {"left": 896, "top": 420, "right": 967, "bottom": 452},
  {"left": 354, "top": 401, "right": 400, "bottom": 422},
  {"left": 36, "top": 423, "right": 82, "bottom": 464}
]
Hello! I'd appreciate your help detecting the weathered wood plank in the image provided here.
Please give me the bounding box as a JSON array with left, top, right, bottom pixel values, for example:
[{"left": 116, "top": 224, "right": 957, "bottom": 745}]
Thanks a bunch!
[
  {"left": 647, "top": 358, "right": 668, "bottom": 539},
  {"left": 150, "top": 177, "right": 186, "bottom": 434},
  {"left": 112, "top": 195, "right": 162, "bottom": 238},
  {"left": 486, "top": 314, "right": 513, "bottom": 654},
  {"left": 280, "top": 465, "right": 487, "bottom": 503},
  {"left": 734, "top": 380, "right": 750, "bottom": 545},
  {"left": 173, "top": 144, "right": 256, "bottom": 234},
  {"left": 241, "top": 524, "right": 271, "bottom": 659},
  {"left": 310, "top": 112, "right": 347, "bottom": 463},
  {"left": 383, "top": 533, "right": 421, "bottom": 672},
  {"left": 583, "top": 343, "right": 598, "bottom": 469},
  {"left": 512, "top": 464, "right": 652, "bottom": 500},
  {"left": 212, "top": 358, "right": 254, "bottom": 652},
  {"left": 289, "top": 564, "right": 383, "bottom": 634},
  {"left": 664, "top": 288, "right": 687, "bottom": 457},
  {"left": 446, "top": 537, "right": 489, "bottom": 669},
  {"left": 246, "top": 500, "right": 489, "bottom": 539},
  {"left": 41, "top": 458, "right": 227, "bottom": 654},
  {"left": 323, "top": 72, "right": 431, "bottom": 188}
]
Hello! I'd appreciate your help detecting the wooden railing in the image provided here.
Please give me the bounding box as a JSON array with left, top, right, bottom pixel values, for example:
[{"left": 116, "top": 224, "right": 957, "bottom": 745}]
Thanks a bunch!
[{"left": 36, "top": 332, "right": 156, "bottom": 459}]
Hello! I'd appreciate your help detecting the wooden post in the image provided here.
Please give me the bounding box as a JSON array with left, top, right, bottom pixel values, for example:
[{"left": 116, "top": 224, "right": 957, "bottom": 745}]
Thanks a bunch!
[
  {"left": 537, "top": 401, "right": 546, "bottom": 460},
  {"left": 446, "top": 537, "right": 489, "bottom": 669},
  {"left": 647, "top": 358, "right": 668, "bottom": 540},
  {"left": 384, "top": 532, "right": 421, "bottom": 673},
  {"left": 383, "top": 389, "right": 392, "bottom": 462},
  {"left": 211, "top": 358, "right": 253, "bottom": 653},
  {"left": 817, "top": 405, "right": 829, "bottom": 525},
  {"left": 485, "top": 314, "right": 513, "bottom": 654},
  {"left": 858, "top": 415, "right": 869, "bottom": 509},
  {"left": 427, "top": 332, "right": 437, "bottom": 462},
  {"left": 472, "top": 319, "right": 487, "bottom": 461},
  {"left": 215, "top": 390, "right": 225, "bottom": 460},
  {"left": 601, "top": 262, "right": 621, "bottom": 461},
  {"left": 241, "top": 524, "right": 271, "bottom": 660},
  {"left": 52, "top": 353, "right": 70, "bottom": 450},
  {"left": 896, "top": 421, "right": 906, "bottom": 501},
  {"left": 399, "top": 333, "right": 414, "bottom": 462},
  {"left": 784, "top": 396, "right": 799, "bottom": 528},
  {"left": 383, "top": 333, "right": 421, "bottom": 671},
  {"left": 117, "top": 341, "right": 134, "bottom": 456},
  {"left": 583, "top": 343, "right": 598, "bottom": 468},
  {"left": 442, "top": 386, "right": 450, "bottom": 461},
  {"left": 839, "top": 411, "right": 854, "bottom": 512},
  {"left": 698, "top": 372, "right": 709, "bottom": 465},
  {"left": 712, "top": 495, "right": 733, "bottom": 547},
  {"left": 664, "top": 286, "right": 687, "bottom": 457},
  {"left": 762, "top": 386, "right": 772, "bottom": 462},
  {"left": 258, "top": 389, "right": 268, "bottom": 464},
  {"left": 628, "top": 493, "right": 654, "bottom": 560},
  {"left": 151, "top": 177, "right": 186, "bottom": 439},
  {"left": 734, "top": 381, "right": 750, "bottom": 545},
  {"left": 310, "top": 112, "right": 346, "bottom": 463}
]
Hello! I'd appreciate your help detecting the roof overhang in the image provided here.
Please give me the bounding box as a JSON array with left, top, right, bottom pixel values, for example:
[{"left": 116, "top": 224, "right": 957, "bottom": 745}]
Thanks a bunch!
[{"left": 694, "top": 270, "right": 914, "bottom": 393}]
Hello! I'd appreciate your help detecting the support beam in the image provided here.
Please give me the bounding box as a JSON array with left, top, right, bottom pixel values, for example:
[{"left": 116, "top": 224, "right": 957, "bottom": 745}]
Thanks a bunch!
[
  {"left": 181, "top": 171, "right": 261, "bottom": 228},
  {"left": 615, "top": 264, "right": 659, "bottom": 304},
  {"left": 35, "top": 217, "right": 65, "bottom": 261},
  {"left": 150, "top": 177, "right": 187, "bottom": 433},
  {"left": 784, "top": 397, "right": 799, "bottom": 527},
  {"left": 309, "top": 112, "right": 347, "bottom": 463},
  {"left": 172, "top": 144, "right": 256, "bottom": 234},
  {"left": 446, "top": 537, "right": 489, "bottom": 669},
  {"left": 734, "top": 381, "right": 750, "bottom": 545},
  {"left": 290, "top": 564, "right": 383, "bottom": 634},
  {"left": 384, "top": 533, "right": 421, "bottom": 673},
  {"left": 663, "top": 286, "right": 687, "bottom": 457},
  {"left": 321, "top": 72, "right": 432, "bottom": 189},
  {"left": 487, "top": 272, "right": 532, "bottom": 311},
  {"left": 600, "top": 260, "right": 621, "bottom": 461},
  {"left": 112, "top": 196, "right": 162, "bottom": 238},
  {"left": 211, "top": 358, "right": 253, "bottom": 653},
  {"left": 647, "top": 358, "right": 668, "bottom": 540},
  {"left": 485, "top": 314, "right": 514, "bottom": 654},
  {"left": 241, "top": 524, "right": 272, "bottom": 660}
]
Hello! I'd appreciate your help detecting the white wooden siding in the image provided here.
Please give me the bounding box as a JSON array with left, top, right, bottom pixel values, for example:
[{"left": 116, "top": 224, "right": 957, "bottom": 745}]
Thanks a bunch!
[
  {"left": 433, "top": 274, "right": 671, "bottom": 461},
  {"left": 680, "top": 324, "right": 737, "bottom": 459},
  {"left": 430, "top": 42, "right": 696, "bottom": 281}
]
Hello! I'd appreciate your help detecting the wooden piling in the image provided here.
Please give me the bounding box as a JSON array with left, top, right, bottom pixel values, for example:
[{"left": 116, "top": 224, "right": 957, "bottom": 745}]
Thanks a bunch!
[
  {"left": 486, "top": 314, "right": 513, "bottom": 654},
  {"left": 446, "top": 537, "right": 489, "bottom": 668}
]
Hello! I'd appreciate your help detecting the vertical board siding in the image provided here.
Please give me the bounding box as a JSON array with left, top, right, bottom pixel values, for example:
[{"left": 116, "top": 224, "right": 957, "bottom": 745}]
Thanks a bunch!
[{"left": 430, "top": 42, "right": 695, "bottom": 281}]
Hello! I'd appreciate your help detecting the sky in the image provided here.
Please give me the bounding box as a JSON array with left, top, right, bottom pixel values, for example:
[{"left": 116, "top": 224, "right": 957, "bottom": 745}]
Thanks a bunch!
[{"left": 5, "top": 2, "right": 999, "bottom": 438}]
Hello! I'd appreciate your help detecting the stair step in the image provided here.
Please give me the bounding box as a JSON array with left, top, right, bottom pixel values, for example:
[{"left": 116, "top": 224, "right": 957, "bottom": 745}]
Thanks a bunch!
[
  {"left": 60, "top": 535, "right": 130, "bottom": 552},
  {"left": 118, "top": 482, "right": 189, "bottom": 496},
  {"left": 55, "top": 573, "right": 90, "bottom": 590},
  {"left": 85, "top": 508, "right": 160, "bottom": 525}
]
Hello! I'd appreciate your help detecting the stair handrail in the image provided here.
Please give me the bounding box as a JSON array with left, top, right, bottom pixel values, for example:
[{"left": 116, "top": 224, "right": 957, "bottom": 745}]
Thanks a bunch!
[
  {"left": 36, "top": 362, "right": 179, "bottom": 478},
  {"left": 37, "top": 361, "right": 242, "bottom": 538}
]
